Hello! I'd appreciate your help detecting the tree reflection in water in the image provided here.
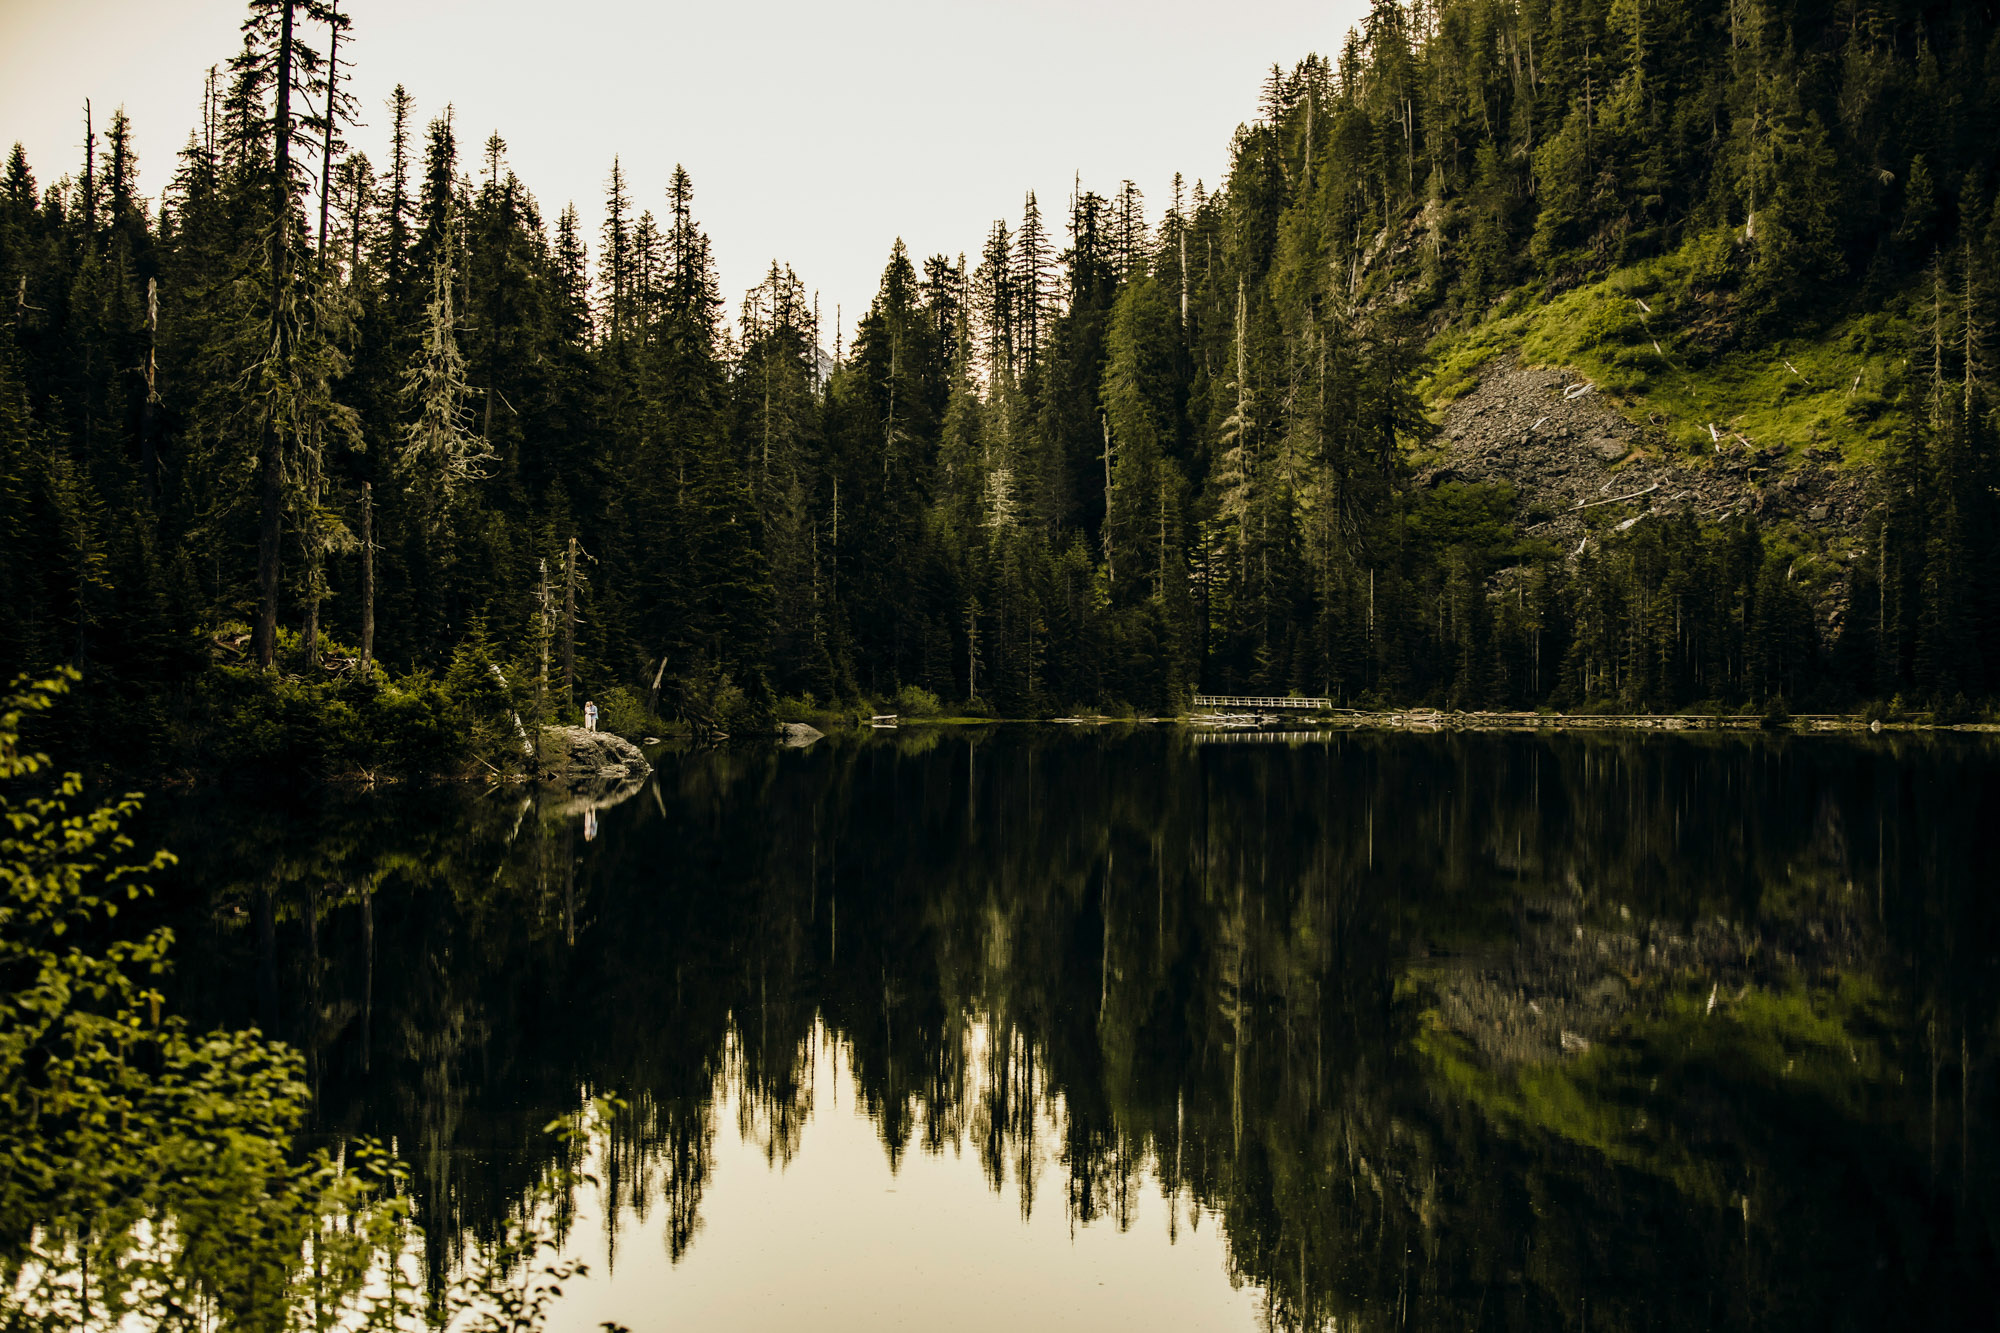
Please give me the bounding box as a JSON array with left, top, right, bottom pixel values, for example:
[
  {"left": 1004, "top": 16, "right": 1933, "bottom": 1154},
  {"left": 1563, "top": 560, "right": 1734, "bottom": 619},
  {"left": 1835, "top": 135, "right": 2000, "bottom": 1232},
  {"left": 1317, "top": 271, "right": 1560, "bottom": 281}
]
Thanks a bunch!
[{"left": 155, "top": 729, "right": 1998, "bottom": 1329}]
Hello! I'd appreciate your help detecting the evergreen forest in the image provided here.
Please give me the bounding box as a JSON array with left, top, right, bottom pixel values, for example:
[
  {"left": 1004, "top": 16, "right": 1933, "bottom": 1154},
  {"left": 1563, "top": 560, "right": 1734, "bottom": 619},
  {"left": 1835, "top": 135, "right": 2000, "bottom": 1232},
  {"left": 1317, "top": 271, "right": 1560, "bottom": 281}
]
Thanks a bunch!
[{"left": 6, "top": 0, "right": 2000, "bottom": 767}]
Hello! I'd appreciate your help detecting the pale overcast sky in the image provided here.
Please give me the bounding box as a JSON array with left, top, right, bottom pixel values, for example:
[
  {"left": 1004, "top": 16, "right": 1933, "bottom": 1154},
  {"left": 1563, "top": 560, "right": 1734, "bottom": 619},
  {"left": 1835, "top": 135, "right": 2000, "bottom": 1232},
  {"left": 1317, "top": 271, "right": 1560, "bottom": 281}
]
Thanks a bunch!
[{"left": 1, "top": 0, "right": 1368, "bottom": 347}]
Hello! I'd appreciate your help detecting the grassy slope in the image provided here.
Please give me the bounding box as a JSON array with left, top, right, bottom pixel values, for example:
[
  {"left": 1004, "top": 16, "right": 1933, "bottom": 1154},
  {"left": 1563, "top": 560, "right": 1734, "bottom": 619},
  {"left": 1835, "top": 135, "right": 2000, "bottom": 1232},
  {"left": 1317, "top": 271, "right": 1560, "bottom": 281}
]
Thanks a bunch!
[
  {"left": 1415, "top": 972, "right": 1899, "bottom": 1204},
  {"left": 1420, "top": 236, "right": 1919, "bottom": 473}
]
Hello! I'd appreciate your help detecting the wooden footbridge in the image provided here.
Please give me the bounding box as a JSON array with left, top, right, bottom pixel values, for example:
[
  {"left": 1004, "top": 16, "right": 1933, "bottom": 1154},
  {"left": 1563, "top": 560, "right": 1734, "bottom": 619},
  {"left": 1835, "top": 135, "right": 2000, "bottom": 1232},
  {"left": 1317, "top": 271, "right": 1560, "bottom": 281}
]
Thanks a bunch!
[{"left": 1191, "top": 694, "right": 1330, "bottom": 711}]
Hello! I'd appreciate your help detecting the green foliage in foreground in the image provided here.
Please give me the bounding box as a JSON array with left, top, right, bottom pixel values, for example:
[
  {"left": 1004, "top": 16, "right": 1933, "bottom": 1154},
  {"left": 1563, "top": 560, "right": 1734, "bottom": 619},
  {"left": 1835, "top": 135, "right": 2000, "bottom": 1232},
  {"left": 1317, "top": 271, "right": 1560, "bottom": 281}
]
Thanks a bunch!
[{"left": 0, "top": 672, "right": 621, "bottom": 1329}]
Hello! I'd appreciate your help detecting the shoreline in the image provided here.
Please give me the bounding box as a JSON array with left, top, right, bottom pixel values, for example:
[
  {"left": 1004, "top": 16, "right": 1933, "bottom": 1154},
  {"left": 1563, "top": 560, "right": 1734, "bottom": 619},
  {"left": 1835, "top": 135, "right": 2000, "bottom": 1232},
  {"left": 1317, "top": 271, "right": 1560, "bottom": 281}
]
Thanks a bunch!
[
  {"left": 102, "top": 709, "right": 2000, "bottom": 792},
  {"left": 1175, "top": 711, "right": 1973, "bottom": 734},
  {"left": 845, "top": 711, "right": 2000, "bottom": 735}
]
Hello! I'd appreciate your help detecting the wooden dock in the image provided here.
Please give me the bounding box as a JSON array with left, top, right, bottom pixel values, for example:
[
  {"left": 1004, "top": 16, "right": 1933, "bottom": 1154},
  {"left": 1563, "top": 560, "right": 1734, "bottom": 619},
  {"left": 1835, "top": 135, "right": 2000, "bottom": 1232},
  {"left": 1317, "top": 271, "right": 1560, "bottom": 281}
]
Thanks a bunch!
[{"left": 1190, "top": 694, "right": 1330, "bottom": 711}]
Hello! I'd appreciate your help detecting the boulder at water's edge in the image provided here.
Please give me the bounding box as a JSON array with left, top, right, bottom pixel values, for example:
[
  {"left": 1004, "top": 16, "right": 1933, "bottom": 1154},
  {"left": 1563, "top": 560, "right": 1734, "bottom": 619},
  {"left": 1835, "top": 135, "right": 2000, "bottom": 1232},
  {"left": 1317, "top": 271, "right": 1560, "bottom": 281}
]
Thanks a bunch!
[{"left": 541, "top": 725, "right": 651, "bottom": 789}]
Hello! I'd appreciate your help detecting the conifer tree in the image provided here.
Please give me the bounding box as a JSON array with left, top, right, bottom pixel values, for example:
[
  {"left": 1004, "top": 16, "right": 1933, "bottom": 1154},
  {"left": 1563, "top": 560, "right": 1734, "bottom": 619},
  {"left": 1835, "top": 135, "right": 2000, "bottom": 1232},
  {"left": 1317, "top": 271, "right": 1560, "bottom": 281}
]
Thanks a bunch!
[
  {"left": 398, "top": 208, "right": 489, "bottom": 533},
  {"left": 975, "top": 222, "right": 1014, "bottom": 381},
  {"left": 231, "top": 0, "right": 349, "bottom": 667},
  {"left": 1013, "top": 192, "right": 1053, "bottom": 379},
  {"left": 381, "top": 84, "right": 415, "bottom": 299},
  {"left": 600, "top": 158, "right": 632, "bottom": 345}
]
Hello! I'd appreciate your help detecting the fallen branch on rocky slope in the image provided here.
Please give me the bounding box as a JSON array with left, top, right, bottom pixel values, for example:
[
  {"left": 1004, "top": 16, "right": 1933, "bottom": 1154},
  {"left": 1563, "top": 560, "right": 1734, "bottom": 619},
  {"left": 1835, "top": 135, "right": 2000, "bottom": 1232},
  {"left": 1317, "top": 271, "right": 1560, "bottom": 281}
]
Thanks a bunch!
[{"left": 1526, "top": 481, "right": 1662, "bottom": 528}]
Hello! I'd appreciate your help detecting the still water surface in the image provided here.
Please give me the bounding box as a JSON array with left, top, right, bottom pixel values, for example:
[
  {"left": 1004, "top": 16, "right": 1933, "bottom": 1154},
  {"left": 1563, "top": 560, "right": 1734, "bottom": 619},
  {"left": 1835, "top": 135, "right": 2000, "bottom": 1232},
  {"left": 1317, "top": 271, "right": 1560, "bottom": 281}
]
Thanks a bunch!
[{"left": 156, "top": 728, "right": 1998, "bottom": 1330}]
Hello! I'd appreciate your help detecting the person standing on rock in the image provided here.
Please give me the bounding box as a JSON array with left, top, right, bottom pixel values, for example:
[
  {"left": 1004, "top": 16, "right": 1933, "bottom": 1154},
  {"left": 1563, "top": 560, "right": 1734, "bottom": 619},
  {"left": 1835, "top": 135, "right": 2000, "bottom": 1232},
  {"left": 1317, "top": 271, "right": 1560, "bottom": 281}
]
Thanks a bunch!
[{"left": 583, "top": 700, "right": 598, "bottom": 732}]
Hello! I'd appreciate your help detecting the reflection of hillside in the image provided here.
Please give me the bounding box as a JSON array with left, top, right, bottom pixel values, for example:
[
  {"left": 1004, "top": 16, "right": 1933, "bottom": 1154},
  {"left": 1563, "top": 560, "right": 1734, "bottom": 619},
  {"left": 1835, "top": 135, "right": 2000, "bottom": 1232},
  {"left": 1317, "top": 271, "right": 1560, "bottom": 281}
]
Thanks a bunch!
[{"left": 156, "top": 730, "right": 1999, "bottom": 1328}]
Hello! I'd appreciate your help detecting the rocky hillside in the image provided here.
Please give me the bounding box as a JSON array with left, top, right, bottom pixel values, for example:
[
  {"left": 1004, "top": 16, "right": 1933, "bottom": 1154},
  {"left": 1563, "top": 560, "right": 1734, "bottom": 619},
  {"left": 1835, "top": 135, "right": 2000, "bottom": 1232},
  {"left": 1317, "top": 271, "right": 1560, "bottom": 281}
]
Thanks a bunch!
[{"left": 1427, "top": 354, "right": 1873, "bottom": 553}]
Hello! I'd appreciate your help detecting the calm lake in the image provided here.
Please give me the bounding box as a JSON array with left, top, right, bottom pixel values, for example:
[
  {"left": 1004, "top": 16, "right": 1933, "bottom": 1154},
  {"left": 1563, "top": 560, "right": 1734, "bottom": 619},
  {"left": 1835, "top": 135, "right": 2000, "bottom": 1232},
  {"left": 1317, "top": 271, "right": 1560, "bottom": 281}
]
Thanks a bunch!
[{"left": 153, "top": 728, "right": 1997, "bottom": 1331}]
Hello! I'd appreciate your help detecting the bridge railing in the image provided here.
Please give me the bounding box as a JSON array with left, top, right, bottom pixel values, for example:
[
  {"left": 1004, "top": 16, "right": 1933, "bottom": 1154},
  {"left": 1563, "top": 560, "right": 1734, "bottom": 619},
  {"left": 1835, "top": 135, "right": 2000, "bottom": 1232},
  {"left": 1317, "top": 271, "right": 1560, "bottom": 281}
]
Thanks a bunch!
[{"left": 1190, "top": 694, "right": 1330, "bottom": 711}]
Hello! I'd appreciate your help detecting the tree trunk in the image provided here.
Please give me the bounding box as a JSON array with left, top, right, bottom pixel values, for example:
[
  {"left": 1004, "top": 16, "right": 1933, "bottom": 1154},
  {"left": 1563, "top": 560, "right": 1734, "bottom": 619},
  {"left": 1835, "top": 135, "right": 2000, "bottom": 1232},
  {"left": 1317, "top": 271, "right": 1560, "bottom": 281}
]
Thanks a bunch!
[
  {"left": 140, "top": 277, "right": 158, "bottom": 503},
  {"left": 648, "top": 654, "right": 668, "bottom": 714},
  {"left": 563, "top": 535, "right": 577, "bottom": 707},
  {"left": 255, "top": 426, "right": 284, "bottom": 669},
  {"left": 359, "top": 481, "right": 374, "bottom": 680},
  {"left": 360, "top": 887, "right": 372, "bottom": 1072},
  {"left": 256, "top": 884, "right": 280, "bottom": 1035},
  {"left": 253, "top": 0, "right": 298, "bottom": 670},
  {"left": 489, "top": 662, "right": 533, "bottom": 757},
  {"left": 349, "top": 161, "right": 364, "bottom": 276},
  {"left": 316, "top": 1, "right": 341, "bottom": 258},
  {"left": 537, "top": 557, "right": 551, "bottom": 720},
  {"left": 302, "top": 470, "right": 321, "bottom": 669},
  {"left": 1101, "top": 414, "right": 1115, "bottom": 585},
  {"left": 966, "top": 603, "right": 979, "bottom": 700}
]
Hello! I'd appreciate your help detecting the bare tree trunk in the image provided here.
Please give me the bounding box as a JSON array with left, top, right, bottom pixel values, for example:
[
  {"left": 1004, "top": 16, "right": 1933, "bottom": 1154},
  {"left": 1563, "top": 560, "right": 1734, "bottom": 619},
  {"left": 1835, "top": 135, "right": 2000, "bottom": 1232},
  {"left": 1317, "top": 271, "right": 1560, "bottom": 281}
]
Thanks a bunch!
[
  {"left": 489, "top": 662, "right": 533, "bottom": 756},
  {"left": 256, "top": 883, "right": 280, "bottom": 1035},
  {"left": 648, "top": 654, "right": 668, "bottom": 715},
  {"left": 255, "top": 431, "right": 285, "bottom": 669},
  {"left": 563, "top": 535, "right": 577, "bottom": 708},
  {"left": 965, "top": 603, "right": 979, "bottom": 700},
  {"left": 359, "top": 887, "right": 372, "bottom": 1072},
  {"left": 140, "top": 278, "right": 158, "bottom": 503},
  {"left": 537, "top": 557, "right": 550, "bottom": 713},
  {"left": 1101, "top": 414, "right": 1115, "bottom": 584},
  {"left": 359, "top": 481, "right": 374, "bottom": 680},
  {"left": 303, "top": 468, "right": 322, "bottom": 669},
  {"left": 254, "top": 0, "right": 298, "bottom": 670},
  {"left": 305, "top": 879, "right": 321, "bottom": 1099},
  {"left": 316, "top": 0, "right": 341, "bottom": 258},
  {"left": 349, "top": 161, "right": 364, "bottom": 276},
  {"left": 536, "top": 557, "right": 552, "bottom": 727}
]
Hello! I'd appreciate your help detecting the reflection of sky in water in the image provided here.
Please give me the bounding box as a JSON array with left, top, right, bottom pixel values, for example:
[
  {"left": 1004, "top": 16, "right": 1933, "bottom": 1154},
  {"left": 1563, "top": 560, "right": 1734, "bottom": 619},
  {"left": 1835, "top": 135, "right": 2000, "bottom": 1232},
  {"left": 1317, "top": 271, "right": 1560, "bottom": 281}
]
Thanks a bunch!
[{"left": 552, "top": 1020, "right": 1257, "bottom": 1332}]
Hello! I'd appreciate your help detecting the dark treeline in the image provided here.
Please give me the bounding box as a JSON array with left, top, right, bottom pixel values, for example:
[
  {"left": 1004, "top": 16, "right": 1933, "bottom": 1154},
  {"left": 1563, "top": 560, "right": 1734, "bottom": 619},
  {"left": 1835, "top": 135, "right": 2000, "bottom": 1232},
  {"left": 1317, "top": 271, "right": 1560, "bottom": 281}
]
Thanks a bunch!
[
  {"left": 6, "top": 0, "right": 2000, "bottom": 759},
  {"left": 164, "top": 728, "right": 2000, "bottom": 1329}
]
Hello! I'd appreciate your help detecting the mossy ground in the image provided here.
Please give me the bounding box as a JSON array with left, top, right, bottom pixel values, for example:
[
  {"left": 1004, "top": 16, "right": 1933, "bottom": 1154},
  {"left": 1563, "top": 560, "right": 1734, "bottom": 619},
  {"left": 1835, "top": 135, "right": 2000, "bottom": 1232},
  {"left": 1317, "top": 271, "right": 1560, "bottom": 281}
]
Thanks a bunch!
[{"left": 1422, "top": 236, "right": 1919, "bottom": 473}]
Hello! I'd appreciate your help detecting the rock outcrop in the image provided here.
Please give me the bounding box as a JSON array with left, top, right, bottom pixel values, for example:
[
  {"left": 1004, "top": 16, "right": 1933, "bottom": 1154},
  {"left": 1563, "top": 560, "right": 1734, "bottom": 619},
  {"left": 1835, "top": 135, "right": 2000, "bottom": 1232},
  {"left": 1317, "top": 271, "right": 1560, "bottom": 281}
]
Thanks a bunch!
[
  {"left": 780, "top": 722, "right": 824, "bottom": 747},
  {"left": 540, "top": 725, "right": 651, "bottom": 792}
]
